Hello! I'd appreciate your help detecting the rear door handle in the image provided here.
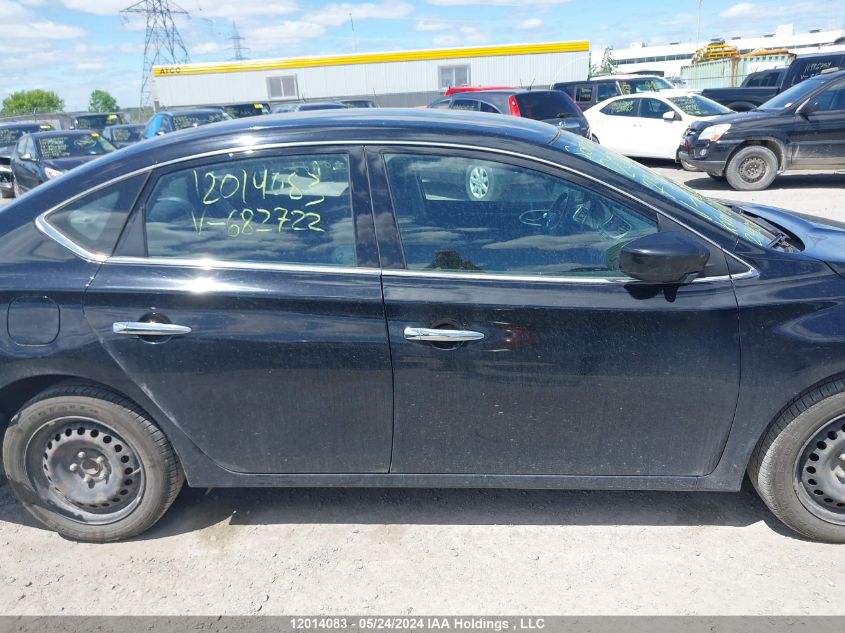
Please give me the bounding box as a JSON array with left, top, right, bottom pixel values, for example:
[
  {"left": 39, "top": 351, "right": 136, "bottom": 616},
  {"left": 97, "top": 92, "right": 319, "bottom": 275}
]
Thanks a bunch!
[
  {"left": 112, "top": 322, "right": 192, "bottom": 337},
  {"left": 403, "top": 326, "right": 484, "bottom": 343}
]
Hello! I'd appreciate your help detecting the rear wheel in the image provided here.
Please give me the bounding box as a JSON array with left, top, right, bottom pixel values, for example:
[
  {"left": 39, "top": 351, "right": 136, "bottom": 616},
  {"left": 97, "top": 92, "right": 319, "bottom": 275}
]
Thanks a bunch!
[
  {"left": 725, "top": 145, "right": 778, "bottom": 191},
  {"left": 2, "top": 384, "right": 183, "bottom": 542},
  {"left": 679, "top": 159, "right": 701, "bottom": 172},
  {"left": 750, "top": 379, "right": 845, "bottom": 542}
]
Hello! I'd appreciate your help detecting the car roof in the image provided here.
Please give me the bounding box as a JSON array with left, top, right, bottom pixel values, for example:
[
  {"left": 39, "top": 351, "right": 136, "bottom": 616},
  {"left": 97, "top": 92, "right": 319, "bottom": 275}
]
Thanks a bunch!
[
  {"left": 452, "top": 89, "right": 560, "bottom": 97},
  {"left": 27, "top": 129, "right": 98, "bottom": 138},
  {"left": 0, "top": 121, "right": 50, "bottom": 128},
  {"left": 160, "top": 108, "right": 225, "bottom": 116}
]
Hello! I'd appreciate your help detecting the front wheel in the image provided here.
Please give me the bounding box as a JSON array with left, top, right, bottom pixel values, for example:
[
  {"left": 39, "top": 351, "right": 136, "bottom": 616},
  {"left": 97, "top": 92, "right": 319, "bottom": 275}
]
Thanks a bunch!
[
  {"left": 725, "top": 145, "right": 778, "bottom": 191},
  {"left": 465, "top": 165, "right": 501, "bottom": 201},
  {"left": 2, "top": 384, "right": 183, "bottom": 542},
  {"left": 749, "top": 379, "right": 845, "bottom": 542}
]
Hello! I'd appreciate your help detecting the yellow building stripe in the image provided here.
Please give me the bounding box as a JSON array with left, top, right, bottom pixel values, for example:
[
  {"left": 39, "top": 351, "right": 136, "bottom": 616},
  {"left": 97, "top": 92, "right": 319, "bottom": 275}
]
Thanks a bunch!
[{"left": 154, "top": 40, "right": 590, "bottom": 77}]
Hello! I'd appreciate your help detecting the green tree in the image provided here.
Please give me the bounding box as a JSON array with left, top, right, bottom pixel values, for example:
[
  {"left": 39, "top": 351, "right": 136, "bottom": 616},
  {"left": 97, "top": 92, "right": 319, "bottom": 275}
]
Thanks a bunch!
[
  {"left": 590, "top": 46, "right": 618, "bottom": 77},
  {"left": 88, "top": 89, "right": 119, "bottom": 113},
  {"left": 1, "top": 89, "right": 64, "bottom": 116}
]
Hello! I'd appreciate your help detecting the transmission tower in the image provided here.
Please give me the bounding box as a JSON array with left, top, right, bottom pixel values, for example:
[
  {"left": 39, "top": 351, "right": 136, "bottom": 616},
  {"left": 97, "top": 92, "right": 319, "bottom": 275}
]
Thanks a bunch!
[
  {"left": 121, "top": 0, "right": 191, "bottom": 111},
  {"left": 228, "top": 21, "right": 249, "bottom": 61}
]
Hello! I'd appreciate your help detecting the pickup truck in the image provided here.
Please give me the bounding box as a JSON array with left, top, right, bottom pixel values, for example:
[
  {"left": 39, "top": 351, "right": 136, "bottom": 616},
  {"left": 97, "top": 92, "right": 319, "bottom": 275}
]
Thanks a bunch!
[{"left": 702, "top": 52, "right": 845, "bottom": 111}]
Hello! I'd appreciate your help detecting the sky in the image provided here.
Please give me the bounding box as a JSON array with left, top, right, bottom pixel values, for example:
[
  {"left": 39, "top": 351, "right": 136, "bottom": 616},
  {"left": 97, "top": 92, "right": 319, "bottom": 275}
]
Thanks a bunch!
[{"left": 1, "top": 0, "right": 843, "bottom": 111}]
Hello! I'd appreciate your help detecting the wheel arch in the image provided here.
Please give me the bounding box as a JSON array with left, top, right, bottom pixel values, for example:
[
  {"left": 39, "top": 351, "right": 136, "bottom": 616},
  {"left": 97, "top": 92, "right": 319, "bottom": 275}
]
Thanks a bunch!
[
  {"left": 0, "top": 373, "right": 205, "bottom": 483},
  {"left": 725, "top": 138, "right": 787, "bottom": 172}
]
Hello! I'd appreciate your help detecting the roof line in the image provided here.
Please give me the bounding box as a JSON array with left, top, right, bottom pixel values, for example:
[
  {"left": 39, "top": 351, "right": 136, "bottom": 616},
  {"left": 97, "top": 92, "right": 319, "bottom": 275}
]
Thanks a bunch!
[{"left": 153, "top": 40, "right": 590, "bottom": 77}]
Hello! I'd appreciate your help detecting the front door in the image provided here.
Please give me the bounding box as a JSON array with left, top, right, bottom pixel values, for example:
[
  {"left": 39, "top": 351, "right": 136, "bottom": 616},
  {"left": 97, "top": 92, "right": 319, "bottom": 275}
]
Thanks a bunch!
[
  {"left": 84, "top": 147, "right": 394, "bottom": 474},
  {"left": 371, "top": 148, "right": 741, "bottom": 477},
  {"left": 791, "top": 77, "right": 845, "bottom": 169}
]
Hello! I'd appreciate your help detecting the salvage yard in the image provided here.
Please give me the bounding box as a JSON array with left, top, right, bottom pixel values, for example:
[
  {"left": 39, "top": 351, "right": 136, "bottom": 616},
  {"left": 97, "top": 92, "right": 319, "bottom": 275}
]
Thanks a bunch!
[{"left": 0, "top": 161, "right": 844, "bottom": 615}]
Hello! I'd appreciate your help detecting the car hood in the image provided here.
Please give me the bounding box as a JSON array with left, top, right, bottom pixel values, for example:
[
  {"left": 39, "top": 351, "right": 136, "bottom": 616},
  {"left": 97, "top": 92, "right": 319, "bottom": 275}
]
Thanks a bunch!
[
  {"left": 42, "top": 156, "right": 100, "bottom": 171},
  {"left": 728, "top": 201, "right": 845, "bottom": 265},
  {"left": 686, "top": 109, "right": 780, "bottom": 131}
]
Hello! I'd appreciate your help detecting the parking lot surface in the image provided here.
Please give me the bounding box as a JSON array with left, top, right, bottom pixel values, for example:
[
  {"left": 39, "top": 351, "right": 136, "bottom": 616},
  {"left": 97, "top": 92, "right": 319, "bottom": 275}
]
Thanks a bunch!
[{"left": 1, "top": 163, "right": 844, "bottom": 615}]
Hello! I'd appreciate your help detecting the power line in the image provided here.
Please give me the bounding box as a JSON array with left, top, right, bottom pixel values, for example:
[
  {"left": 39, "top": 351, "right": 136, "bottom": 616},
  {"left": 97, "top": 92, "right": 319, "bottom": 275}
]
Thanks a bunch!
[
  {"left": 121, "top": 0, "right": 191, "bottom": 111},
  {"left": 228, "top": 21, "right": 249, "bottom": 61}
]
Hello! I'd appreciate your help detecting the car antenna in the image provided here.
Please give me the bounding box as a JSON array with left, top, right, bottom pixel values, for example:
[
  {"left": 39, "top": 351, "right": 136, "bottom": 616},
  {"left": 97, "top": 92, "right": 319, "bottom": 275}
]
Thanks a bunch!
[{"left": 527, "top": 78, "right": 536, "bottom": 91}]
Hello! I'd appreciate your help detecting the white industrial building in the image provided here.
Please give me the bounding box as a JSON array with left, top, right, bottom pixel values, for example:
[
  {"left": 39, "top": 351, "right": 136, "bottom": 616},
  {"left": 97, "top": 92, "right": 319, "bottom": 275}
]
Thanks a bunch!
[
  {"left": 597, "top": 25, "right": 845, "bottom": 80},
  {"left": 151, "top": 40, "right": 590, "bottom": 109}
]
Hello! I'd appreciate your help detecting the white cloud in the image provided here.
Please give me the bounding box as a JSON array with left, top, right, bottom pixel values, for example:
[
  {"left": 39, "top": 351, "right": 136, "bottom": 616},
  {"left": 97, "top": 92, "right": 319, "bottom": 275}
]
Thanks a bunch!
[
  {"left": 245, "top": 21, "right": 327, "bottom": 52},
  {"left": 415, "top": 19, "right": 452, "bottom": 31},
  {"left": 518, "top": 18, "right": 543, "bottom": 30},
  {"left": 433, "top": 34, "right": 460, "bottom": 46},
  {"left": 302, "top": 1, "right": 414, "bottom": 27},
  {"left": 191, "top": 41, "right": 225, "bottom": 56},
  {"left": 0, "top": 21, "right": 86, "bottom": 40},
  {"left": 59, "top": 0, "right": 297, "bottom": 18},
  {"left": 720, "top": 2, "right": 758, "bottom": 18}
]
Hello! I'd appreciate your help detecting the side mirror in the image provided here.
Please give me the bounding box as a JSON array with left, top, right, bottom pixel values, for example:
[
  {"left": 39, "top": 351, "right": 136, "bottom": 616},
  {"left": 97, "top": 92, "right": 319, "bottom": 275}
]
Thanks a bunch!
[
  {"left": 619, "top": 232, "right": 710, "bottom": 284},
  {"left": 662, "top": 110, "right": 679, "bottom": 122},
  {"left": 155, "top": 130, "right": 167, "bottom": 136},
  {"left": 19, "top": 153, "right": 34, "bottom": 162},
  {"left": 797, "top": 100, "right": 818, "bottom": 116}
]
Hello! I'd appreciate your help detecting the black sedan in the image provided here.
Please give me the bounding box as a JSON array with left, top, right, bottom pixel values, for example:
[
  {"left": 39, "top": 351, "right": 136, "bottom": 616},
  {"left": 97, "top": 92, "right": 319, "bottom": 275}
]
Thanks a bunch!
[
  {"left": 679, "top": 69, "right": 845, "bottom": 190},
  {"left": 3, "top": 110, "right": 845, "bottom": 543},
  {"left": 10, "top": 130, "right": 116, "bottom": 195},
  {"left": 0, "top": 122, "right": 53, "bottom": 198}
]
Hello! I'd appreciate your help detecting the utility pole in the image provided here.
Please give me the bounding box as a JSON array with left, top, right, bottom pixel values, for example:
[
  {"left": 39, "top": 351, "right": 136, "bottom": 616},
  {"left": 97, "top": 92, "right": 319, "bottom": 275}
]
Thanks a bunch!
[
  {"left": 228, "top": 21, "right": 249, "bottom": 61},
  {"left": 121, "top": 0, "right": 190, "bottom": 112}
]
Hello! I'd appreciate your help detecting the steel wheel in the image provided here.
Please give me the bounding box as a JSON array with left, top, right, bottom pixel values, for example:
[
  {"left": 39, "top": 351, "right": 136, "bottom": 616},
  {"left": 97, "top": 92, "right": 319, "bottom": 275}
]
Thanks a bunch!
[
  {"left": 737, "top": 155, "right": 768, "bottom": 185},
  {"left": 29, "top": 416, "right": 145, "bottom": 525},
  {"left": 795, "top": 414, "right": 845, "bottom": 525}
]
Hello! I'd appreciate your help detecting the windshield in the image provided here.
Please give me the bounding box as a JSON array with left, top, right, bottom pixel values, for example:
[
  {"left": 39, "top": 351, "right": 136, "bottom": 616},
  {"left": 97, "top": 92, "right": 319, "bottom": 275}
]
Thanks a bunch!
[
  {"left": 555, "top": 134, "right": 777, "bottom": 247},
  {"left": 668, "top": 95, "right": 732, "bottom": 116},
  {"left": 758, "top": 76, "right": 827, "bottom": 110},
  {"left": 618, "top": 77, "right": 673, "bottom": 94},
  {"left": 515, "top": 92, "right": 580, "bottom": 119},
  {"left": 224, "top": 104, "right": 270, "bottom": 118},
  {"left": 37, "top": 133, "right": 116, "bottom": 159},
  {"left": 172, "top": 111, "right": 230, "bottom": 130}
]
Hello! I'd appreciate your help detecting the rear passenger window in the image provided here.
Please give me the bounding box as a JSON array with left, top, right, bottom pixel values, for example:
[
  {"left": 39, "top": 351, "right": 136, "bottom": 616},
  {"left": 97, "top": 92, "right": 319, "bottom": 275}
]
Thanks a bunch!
[
  {"left": 46, "top": 174, "right": 146, "bottom": 256},
  {"left": 451, "top": 99, "right": 479, "bottom": 111},
  {"left": 574, "top": 85, "right": 593, "bottom": 103},
  {"left": 479, "top": 102, "right": 500, "bottom": 113},
  {"left": 143, "top": 154, "right": 356, "bottom": 266},
  {"left": 601, "top": 98, "right": 638, "bottom": 116},
  {"left": 384, "top": 153, "right": 657, "bottom": 277},
  {"left": 638, "top": 98, "right": 673, "bottom": 118}
]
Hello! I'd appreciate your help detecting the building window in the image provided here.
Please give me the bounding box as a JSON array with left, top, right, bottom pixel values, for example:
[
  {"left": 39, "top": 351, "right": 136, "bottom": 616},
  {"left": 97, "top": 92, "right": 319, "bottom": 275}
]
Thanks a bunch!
[
  {"left": 267, "top": 75, "right": 298, "bottom": 99},
  {"left": 439, "top": 64, "right": 470, "bottom": 89}
]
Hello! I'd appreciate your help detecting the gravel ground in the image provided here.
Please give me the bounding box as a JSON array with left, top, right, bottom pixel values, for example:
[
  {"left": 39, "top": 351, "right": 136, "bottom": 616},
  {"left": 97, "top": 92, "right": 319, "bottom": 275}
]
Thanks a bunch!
[{"left": 1, "top": 164, "right": 845, "bottom": 616}]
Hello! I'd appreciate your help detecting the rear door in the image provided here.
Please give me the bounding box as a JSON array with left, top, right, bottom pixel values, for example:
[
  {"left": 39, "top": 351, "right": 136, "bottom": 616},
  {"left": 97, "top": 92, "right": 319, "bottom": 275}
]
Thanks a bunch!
[
  {"left": 369, "top": 147, "right": 741, "bottom": 476},
  {"left": 83, "top": 146, "right": 394, "bottom": 474}
]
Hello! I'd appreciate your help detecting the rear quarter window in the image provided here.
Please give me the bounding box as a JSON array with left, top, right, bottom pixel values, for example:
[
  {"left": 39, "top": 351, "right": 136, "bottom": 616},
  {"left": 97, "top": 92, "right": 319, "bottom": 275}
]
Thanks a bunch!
[
  {"left": 46, "top": 174, "right": 147, "bottom": 256},
  {"left": 515, "top": 92, "right": 579, "bottom": 120}
]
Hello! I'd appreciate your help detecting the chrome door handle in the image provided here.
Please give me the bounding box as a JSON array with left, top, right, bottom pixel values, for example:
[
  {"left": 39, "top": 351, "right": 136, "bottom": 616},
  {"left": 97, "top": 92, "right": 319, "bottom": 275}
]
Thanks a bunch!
[
  {"left": 403, "top": 326, "right": 484, "bottom": 343},
  {"left": 113, "top": 322, "right": 192, "bottom": 337}
]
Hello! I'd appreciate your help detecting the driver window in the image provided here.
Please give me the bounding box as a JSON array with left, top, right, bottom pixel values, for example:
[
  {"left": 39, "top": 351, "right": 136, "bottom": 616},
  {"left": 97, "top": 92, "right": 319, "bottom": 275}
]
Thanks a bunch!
[{"left": 384, "top": 153, "right": 657, "bottom": 277}]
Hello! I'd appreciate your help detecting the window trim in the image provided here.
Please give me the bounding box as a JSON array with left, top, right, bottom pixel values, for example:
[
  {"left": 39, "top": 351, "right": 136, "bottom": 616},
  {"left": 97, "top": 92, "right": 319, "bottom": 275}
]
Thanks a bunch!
[{"left": 35, "top": 139, "right": 756, "bottom": 281}]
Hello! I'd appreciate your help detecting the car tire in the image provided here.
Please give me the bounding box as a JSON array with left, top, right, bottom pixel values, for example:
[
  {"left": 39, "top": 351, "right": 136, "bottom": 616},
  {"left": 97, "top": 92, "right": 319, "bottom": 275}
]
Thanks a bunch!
[
  {"left": 465, "top": 164, "right": 501, "bottom": 201},
  {"left": 680, "top": 160, "right": 701, "bottom": 172},
  {"left": 749, "top": 378, "right": 845, "bottom": 543},
  {"left": 725, "top": 145, "right": 778, "bottom": 191},
  {"left": 2, "top": 383, "right": 183, "bottom": 542}
]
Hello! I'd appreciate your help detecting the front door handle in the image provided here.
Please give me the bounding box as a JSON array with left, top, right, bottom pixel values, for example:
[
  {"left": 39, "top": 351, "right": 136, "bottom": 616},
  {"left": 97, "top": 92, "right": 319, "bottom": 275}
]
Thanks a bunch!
[
  {"left": 113, "top": 322, "right": 192, "bottom": 337},
  {"left": 403, "top": 326, "right": 484, "bottom": 343}
]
